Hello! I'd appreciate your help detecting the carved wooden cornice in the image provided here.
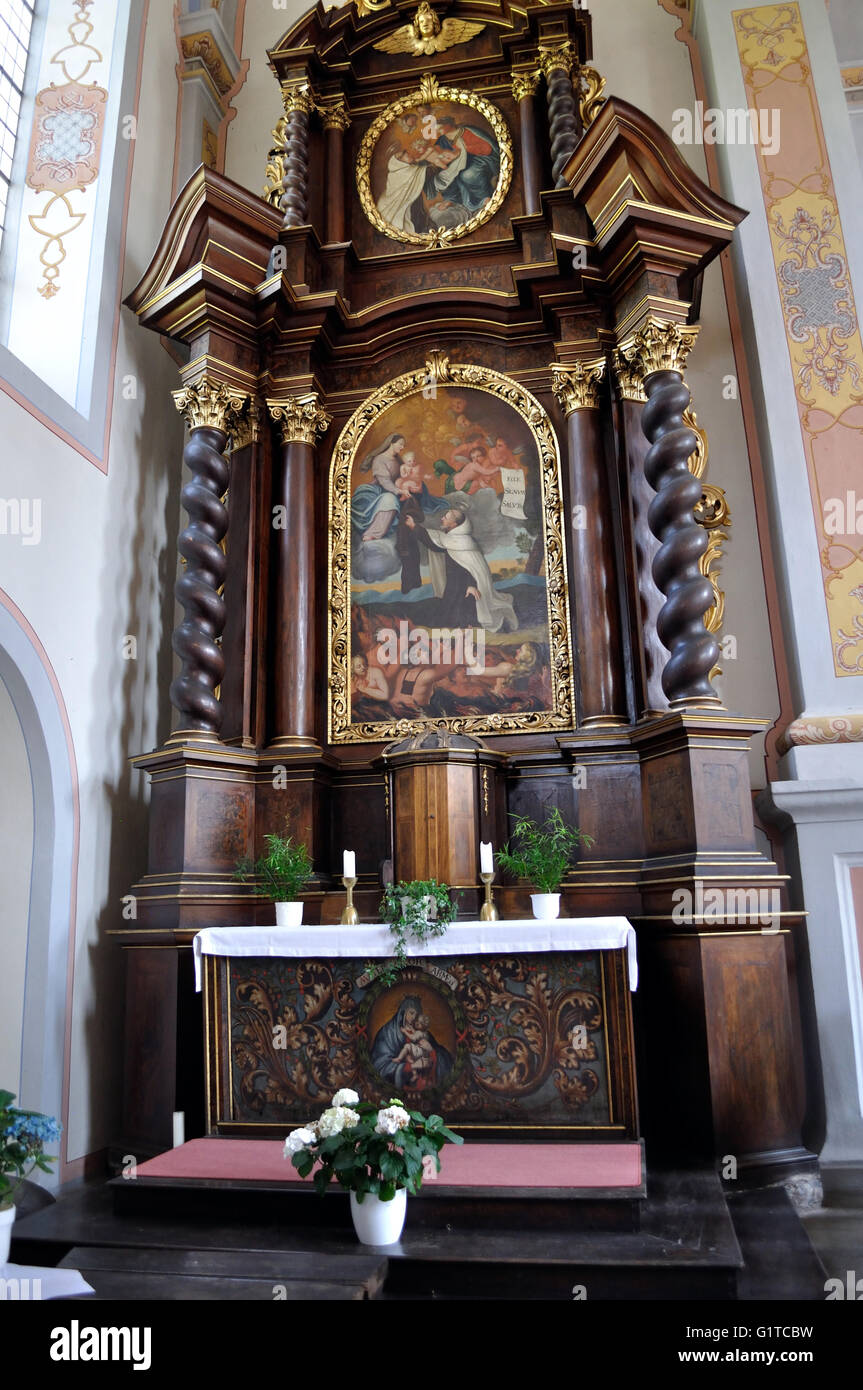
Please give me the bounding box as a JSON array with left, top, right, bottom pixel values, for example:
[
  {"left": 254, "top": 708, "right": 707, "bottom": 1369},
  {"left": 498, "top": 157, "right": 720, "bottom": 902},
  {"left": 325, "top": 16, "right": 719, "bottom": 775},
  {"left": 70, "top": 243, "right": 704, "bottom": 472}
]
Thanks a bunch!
[
  {"left": 618, "top": 317, "right": 700, "bottom": 381},
  {"left": 267, "top": 394, "right": 332, "bottom": 446},
  {"left": 173, "top": 379, "right": 251, "bottom": 435},
  {"left": 550, "top": 359, "right": 606, "bottom": 413}
]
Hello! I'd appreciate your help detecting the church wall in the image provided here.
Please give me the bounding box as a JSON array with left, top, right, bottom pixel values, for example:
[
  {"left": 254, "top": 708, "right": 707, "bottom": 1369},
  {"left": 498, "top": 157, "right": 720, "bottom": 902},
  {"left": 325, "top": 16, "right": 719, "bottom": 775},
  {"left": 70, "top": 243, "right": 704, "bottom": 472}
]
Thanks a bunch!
[
  {"left": 0, "top": 0, "right": 184, "bottom": 1174},
  {"left": 0, "top": 676, "right": 34, "bottom": 1095}
]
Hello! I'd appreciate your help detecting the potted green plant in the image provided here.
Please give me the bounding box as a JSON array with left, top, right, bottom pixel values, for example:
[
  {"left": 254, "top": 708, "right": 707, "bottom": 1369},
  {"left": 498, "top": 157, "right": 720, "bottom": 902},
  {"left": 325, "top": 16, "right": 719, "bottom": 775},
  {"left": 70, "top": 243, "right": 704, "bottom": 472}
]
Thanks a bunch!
[
  {"left": 376, "top": 879, "right": 458, "bottom": 984},
  {"left": 285, "top": 1089, "right": 463, "bottom": 1245},
  {"left": 234, "top": 831, "right": 314, "bottom": 927},
  {"left": 0, "top": 1091, "right": 61, "bottom": 1262},
  {"left": 497, "top": 807, "right": 594, "bottom": 920}
]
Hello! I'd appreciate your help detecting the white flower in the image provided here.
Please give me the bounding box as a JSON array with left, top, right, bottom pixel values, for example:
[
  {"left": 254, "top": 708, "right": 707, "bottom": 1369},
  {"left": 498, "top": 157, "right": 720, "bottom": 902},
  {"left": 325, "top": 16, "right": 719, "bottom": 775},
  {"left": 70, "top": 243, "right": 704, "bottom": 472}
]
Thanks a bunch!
[
  {"left": 284, "top": 1126, "right": 317, "bottom": 1156},
  {"left": 331, "top": 1088, "right": 360, "bottom": 1108},
  {"left": 317, "top": 1105, "right": 361, "bottom": 1139},
  {"left": 375, "top": 1105, "right": 411, "bottom": 1137}
]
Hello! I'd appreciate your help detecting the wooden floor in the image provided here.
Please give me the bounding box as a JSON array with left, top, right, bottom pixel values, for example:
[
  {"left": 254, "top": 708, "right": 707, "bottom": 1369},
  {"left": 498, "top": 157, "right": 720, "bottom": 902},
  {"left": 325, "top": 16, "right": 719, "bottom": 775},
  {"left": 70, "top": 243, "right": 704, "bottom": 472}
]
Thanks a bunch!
[{"left": 9, "top": 1166, "right": 829, "bottom": 1300}]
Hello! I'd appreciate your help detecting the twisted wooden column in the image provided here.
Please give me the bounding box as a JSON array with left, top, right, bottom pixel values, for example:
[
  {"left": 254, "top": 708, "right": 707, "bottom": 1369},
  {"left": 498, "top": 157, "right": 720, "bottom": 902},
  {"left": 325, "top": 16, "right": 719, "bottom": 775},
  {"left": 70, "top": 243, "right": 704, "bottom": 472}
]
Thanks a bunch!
[
  {"left": 552, "top": 360, "right": 627, "bottom": 726},
  {"left": 540, "top": 45, "right": 582, "bottom": 187},
  {"left": 620, "top": 319, "right": 720, "bottom": 707},
  {"left": 266, "top": 393, "right": 332, "bottom": 749},
  {"left": 321, "top": 98, "right": 350, "bottom": 245},
  {"left": 512, "top": 69, "right": 541, "bottom": 214},
  {"left": 170, "top": 379, "right": 250, "bottom": 741},
  {"left": 280, "top": 80, "right": 313, "bottom": 229}
]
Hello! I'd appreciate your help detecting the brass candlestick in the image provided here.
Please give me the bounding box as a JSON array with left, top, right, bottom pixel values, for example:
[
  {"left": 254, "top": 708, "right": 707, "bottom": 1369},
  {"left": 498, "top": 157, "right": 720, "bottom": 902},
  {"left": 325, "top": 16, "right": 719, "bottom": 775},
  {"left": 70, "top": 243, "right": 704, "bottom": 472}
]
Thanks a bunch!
[
  {"left": 479, "top": 871, "right": 498, "bottom": 921},
  {"left": 341, "top": 875, "right": 359, "bottom": 925}
]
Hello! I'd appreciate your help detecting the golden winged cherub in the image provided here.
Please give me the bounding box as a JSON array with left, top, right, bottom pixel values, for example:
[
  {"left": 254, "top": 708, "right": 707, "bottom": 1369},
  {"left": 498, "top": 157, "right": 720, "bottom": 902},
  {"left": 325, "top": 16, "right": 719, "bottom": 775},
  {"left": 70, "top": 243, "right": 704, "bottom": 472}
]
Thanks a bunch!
[{"left": 373, "top": 3, "right": 485, "bottom": 57}]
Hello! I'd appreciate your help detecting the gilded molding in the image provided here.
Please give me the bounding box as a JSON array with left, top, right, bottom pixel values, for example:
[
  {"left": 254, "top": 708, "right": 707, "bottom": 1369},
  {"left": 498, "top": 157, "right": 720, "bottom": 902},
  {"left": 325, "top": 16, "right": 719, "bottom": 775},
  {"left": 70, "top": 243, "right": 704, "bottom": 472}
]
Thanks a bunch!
[
  {"left": 180, "top": 32, "right": 235, "bottom": 99},
  {"left": 281, "top": 80, "right": 314, "bottom": 116},
  {"left": 356, "top": 76, "right": 513, "bottom": 249},
  {"left": 328, "top": 361, "right": 576, "bottom": 743},
  {"left": 320, "top": 99, "right": 351, "bottom": 131},
  {"left": 512, "top": 69, "right": 541, "bottom": 102},
  {"left": 550, "top": 359, "right": 606, "bottom": 413},
  {"left": 173, "top": 379, "right": 250, "bottom": 435},
  {"left": 538, "top": 44, "right": 577, "bottom": 79},
  {"left": 578, "top": 65, "right": 607, "bottom": 128},
  {"left": 618, "top": 317, "right": 700, "bottom": 380},
  {"left": 267, "top": 394, "right": 332, "bottom": 446}
]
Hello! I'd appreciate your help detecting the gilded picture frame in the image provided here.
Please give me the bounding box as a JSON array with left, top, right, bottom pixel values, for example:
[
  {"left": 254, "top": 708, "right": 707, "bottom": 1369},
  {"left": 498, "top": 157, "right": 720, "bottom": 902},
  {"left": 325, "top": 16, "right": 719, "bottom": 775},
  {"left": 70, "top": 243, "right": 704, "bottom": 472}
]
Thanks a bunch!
[
  {"left": 356, "top": 74, "right": 513, "bottom": 248},
  {"left": 327, "top": 357, "right": 576, "bottom": 744}
]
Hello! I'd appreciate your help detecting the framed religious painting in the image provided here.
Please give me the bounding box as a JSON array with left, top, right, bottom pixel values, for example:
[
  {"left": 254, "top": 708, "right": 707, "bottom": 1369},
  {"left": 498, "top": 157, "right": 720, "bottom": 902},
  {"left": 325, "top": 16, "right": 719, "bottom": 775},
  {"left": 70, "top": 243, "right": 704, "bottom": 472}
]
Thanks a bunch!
[
  {"left": 356, "top": 74, "right": 513, "bottom": 248},
  {"left": 327, "top": 357, "right": 576, "bottom": 744}
]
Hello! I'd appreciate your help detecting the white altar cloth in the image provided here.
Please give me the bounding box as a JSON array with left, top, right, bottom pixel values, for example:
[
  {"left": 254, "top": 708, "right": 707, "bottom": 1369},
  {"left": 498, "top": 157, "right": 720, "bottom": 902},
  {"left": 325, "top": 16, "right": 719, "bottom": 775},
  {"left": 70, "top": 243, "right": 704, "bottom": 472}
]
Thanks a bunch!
[{"left": 193, "top": 917, "right": 637, "bottom": 992}]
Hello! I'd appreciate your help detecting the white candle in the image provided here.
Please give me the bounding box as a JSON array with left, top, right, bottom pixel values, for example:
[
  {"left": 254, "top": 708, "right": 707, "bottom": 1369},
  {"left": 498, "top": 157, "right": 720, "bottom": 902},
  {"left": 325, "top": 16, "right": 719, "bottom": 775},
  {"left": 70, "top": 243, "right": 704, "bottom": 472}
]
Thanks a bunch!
[
  {"left": 343, "top": 850, "right": 356, "bottom": 879},
  {"left": 480, "top": 841, "right": 494, "bottom": 874},
  {"left": 172, "top": 1111, "right": 185, "bottom": 1148}
]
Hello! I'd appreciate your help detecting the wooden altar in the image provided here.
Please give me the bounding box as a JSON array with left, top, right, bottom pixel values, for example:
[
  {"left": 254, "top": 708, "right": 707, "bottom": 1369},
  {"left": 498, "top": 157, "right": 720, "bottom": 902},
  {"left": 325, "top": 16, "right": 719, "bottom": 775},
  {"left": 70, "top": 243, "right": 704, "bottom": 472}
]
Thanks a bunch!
[
  {"left": 114, "top": 0, "right": 813, "bottom": 1179},
  {"left": 196, "top": 920, "right": 638, "bottom": 1139}
]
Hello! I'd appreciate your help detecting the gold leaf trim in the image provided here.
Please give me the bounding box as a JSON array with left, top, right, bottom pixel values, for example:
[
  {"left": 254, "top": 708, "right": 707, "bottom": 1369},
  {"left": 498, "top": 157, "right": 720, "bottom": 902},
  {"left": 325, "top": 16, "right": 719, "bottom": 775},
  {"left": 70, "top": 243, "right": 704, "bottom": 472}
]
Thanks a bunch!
[
  {"left": 579, "top": 65, "right": 606, "bottom": 128},
  {"left": 267, "top": 393, "right": 332, "bottom": 445},
  {"left": 618, "top": 316, "right": 699, "bottom": 379},
  {"left": 356, "top": 76, "right": 513, "bottom": 249},
  {"left": 550, "top": 358, "right": 606, "bottom": 414},
  {"left": 327, "top": 362, "right": 576, "bottom": 743}
]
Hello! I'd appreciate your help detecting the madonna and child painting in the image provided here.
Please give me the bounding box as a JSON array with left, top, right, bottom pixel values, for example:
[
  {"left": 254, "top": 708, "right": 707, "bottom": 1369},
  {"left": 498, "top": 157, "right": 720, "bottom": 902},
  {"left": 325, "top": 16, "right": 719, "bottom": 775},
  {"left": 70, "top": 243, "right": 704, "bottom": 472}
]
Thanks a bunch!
[{"left": 344, "top": 381, "right": 565, "bottom": 737}]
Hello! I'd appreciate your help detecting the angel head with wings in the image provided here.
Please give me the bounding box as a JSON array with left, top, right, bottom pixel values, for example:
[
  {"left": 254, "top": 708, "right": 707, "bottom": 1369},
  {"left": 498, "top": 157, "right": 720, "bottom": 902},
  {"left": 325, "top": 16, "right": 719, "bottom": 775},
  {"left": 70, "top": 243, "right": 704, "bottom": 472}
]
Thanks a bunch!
[{"left": 373, "top": 4, "right": 485, "bottom": 57}]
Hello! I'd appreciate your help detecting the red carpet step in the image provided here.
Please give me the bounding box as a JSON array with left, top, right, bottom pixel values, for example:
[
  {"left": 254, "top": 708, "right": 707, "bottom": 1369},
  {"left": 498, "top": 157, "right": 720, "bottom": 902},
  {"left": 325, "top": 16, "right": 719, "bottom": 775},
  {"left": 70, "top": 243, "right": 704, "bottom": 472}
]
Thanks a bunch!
[{"left": 136, "top": 1138, "right": 642, "bottom": 1191}]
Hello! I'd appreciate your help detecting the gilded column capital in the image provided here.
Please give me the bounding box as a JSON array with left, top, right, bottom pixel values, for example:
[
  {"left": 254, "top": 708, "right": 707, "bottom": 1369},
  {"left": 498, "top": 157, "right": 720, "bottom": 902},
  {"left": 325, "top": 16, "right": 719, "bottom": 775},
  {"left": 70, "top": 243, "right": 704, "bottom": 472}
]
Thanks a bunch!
[
  {"left": 172, "top": 378, "right": 250, "bottom": 434},
  {"left": 618, "top": 316, "right": 700, "bottom": 381},
  {"left": 281, "top": 79, "right": 314, "bottom": 115},
  {"left": 538, "top": 43, "right": 577, "bottom": 79},
  {"left": 512, "top": 69, "right": 541, "bottom": 102},
  {"left": 611, "top": 352, "right": 647, "bottom": 403},
  {"left": 320, "top": 98, "right": 351, "bottom": 131},
  {"left": 229, "top": 397, "right": 262, "bottom": 452},
  {"left": 267, "top": 393, "right": 332, "bottom": 446},
  {"left": 551, "top": 359, "right": 606, "bottom": 414}
]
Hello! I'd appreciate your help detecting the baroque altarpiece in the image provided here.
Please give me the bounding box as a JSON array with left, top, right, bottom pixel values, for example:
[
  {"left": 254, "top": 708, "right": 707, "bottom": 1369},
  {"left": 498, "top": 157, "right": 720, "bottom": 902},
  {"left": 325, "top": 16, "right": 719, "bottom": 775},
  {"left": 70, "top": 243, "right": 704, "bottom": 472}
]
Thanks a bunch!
[{"left": 119, "top": 0, "right": 811, "bottom": 1173}]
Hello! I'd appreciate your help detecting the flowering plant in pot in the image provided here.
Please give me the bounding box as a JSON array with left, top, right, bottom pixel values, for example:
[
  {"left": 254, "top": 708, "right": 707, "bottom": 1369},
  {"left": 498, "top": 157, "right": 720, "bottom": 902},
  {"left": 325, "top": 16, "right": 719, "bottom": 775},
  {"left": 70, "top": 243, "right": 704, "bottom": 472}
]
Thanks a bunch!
[
  {"left": 496, "top": 808, "right": 594, "bottom": 920},
  {"left": 285, "top": 1089, "right": 463, "bottom": 1245},
  {"left": 234, "top": 830, "right": 313, "bottom": 926},
  {"left": 0, "top": 1090, "right": 62, "bottom": 1263}
]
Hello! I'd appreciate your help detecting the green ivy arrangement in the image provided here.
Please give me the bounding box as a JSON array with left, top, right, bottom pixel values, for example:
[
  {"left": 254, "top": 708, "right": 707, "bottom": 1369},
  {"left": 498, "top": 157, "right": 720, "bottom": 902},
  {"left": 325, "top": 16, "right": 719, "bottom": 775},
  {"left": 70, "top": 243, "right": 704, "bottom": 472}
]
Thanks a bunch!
[
  {"left": 286, "top": 1090, "right": 463, "bottom": 1202},
  {"left": 496, "top": 807, "right": 594, "bottom": 894},
  {"left": 373, "top": 879, "right": 458, "bottom": 985},
  {"left": 234, "top": 831, "right": 314, "bottom": 902}
]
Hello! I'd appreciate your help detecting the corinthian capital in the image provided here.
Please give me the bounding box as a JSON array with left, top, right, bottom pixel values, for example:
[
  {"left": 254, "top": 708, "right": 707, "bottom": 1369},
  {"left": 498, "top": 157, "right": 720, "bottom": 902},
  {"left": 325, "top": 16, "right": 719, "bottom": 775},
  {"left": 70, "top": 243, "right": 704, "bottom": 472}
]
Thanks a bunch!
[
  {"left": 320, "top": 98, "right": 351, "bottom": 131},
  {"left": 551, "top": 359, "right": 606, "bottom": 414},
  {"left": 618, "top": 317, "right": 700, "bottom": 381},
  {"left": 539, "top": 43, "right": 577, "bottom": 79},
  {"left": 281, "top": 79, "right": 314, "bottom": 115},
  {"left": 512, "top": 69, "right": 540, "bottom": 101},
  {"left": 267, "top": 393, "right": 332, "bottom": 446},
  {"left": 172, "top": 378, "right": 250, "bottom": 434}
]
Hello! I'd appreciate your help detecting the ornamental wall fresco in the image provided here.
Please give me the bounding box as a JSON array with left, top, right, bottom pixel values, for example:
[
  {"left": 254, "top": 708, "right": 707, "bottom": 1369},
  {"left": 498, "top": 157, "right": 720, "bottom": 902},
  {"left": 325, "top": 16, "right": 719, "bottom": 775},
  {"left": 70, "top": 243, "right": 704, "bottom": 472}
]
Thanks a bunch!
[{"left": 735, "top": 3, "right": 863, "bottom": 676}]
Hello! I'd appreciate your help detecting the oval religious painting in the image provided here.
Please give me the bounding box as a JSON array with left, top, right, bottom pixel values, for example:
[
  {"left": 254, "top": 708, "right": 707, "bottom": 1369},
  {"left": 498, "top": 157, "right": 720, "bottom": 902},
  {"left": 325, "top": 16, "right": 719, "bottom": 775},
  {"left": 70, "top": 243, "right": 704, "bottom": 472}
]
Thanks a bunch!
[
  {"left": 328, "top": 360, "right": 576, "bottom": 744},
  {"left": 357, "top": 79, "right": 512, "bottom": 247}
]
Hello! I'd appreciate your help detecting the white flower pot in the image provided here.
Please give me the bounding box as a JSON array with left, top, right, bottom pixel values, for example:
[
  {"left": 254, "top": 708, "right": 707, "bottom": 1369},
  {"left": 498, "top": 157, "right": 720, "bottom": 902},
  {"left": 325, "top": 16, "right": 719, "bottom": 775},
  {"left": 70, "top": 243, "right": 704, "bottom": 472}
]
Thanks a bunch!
[
  {"left": 275, "top": 901, "right": 303, "bottom": 927},
  {"left": 531, "top": 893, "right": 561, "bottom": 921},
  {"left": 350, "top": 1189, "right": 407, "bottom": 1246},
  {"left": 0, "top": 1203, "right": 15, "bottom": 1265}
]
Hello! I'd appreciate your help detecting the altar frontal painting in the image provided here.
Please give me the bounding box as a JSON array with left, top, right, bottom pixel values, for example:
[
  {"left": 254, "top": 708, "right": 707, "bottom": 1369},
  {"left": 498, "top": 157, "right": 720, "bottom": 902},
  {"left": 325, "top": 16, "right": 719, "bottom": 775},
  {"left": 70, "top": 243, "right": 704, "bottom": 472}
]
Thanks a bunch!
[
  {"left": 357, "top": 80, "right": 512, "bottom": 247},
  {"left": 213, "top": 952, "right": 627, "bottom": 1134},
  {"left": 328, "top": 361, "right": 575, "bottom": 743}
]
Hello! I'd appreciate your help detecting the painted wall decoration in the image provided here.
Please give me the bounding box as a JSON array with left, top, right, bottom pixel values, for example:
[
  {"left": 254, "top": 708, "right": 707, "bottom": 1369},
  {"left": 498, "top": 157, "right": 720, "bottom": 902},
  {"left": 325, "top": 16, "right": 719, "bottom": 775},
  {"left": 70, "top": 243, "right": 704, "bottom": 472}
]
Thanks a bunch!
[
  {"left": 735, "top": 3, "right": 863, "bottom": 675},
  {"left": 356, "top": 74, "right": 512, "bottom": 248},
  {"left": 208, "top": 950, "right": 637, "bottom": 1135},
  {"left": 328, "top": 358, "right": 575, "bottom": 743}
]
